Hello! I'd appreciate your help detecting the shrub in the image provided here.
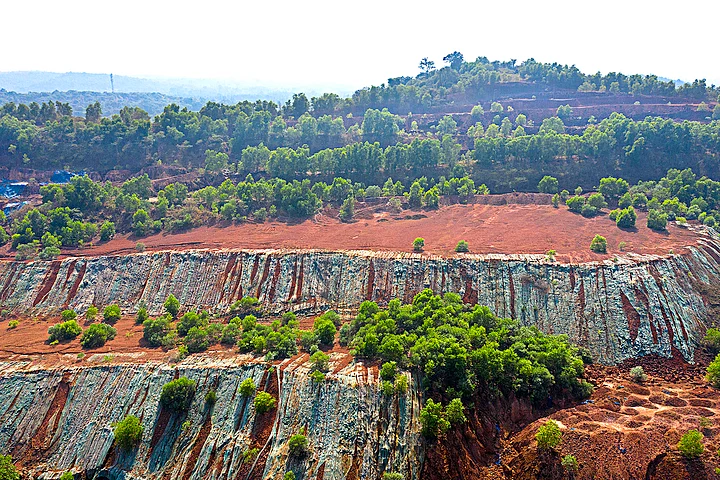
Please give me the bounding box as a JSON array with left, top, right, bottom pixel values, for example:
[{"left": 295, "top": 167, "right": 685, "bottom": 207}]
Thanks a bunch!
[
  {"left": 455, "top": 240, "right": 469, "bottom": 253},
  {"left": 383, "top": 473, "right": 404, "bottom": 480},
  {"left": 61, "top": 309, "right": 77, "bottom": 322},
  {"left": 143, "top": 316, "right": 171, "bottom": 347},
  {"left": 0, "top": 455, "right": 20, "bottom": 480},
  {"left": 380, "top": 361, "right": 397, "bottom": 381},
  {"left": 446, "top": 398, "right": 467, "bottom": 424},
  {"left": 537, "top": 175, "right": 559, "bottom": 194},
  {"left": 103, "top": 304, "right": 121, "bottom": 323},
  {"left": 616, "top": 206, "right": 637, "bottom": 228},
  {"left": 242, "top": 447, "right": 259, "bottom": 463},
  {"left": 205, "top": 389, "right": 217, "bottom": 405},
  {"left": 239, "top": 378, "right": 256, "bottom": 397},
  {"left": 129, "top": 306, "right": 146, "bottom": 326},
  {"left": 114, "top": 415, "right": 144, "bottom": 451},
  {"left": 48, "top": 320, "right": 82, "bottom": 342},
  {"left": 135, "top": 242, "right": 146, "bottom": 252},
  {"left": 630, "top": 366, "right": 647, "bottom": 383},
  {"left": 160, "top": 377, "right": 196, "bottom": 413},
  {"left": 60, "top": 472, "right": 73, "bottom": 480},
  {"left": 80, "top": 323, "right": 117, "bottom": 348},
  {"left": 288, "top": 432, "right": 308, "bottom": 456},
  {"left": 310, "top": 370, "right": 326, "bottom": 383},
  {"left": 310, "top": 350, "right": 330, "bottom": 373},
  {"left": 587, "top": 192, "right": 607, "bottom": 210},
  {"left": 99, "top": 221, "right": 116, "bottom": 242},
  {"left": 590, "top": 235, "right": 607, "bottom": 253},
  {"left": 546, "top": 250, "right": 556, "bottom": 261},
  {"left": 284, "top": 472, "right": 296, "bottom": 480},
  {"left": 394, "top": 374, "right": 408, "bottom": 394},
  {"left": 703, "top": 328, "right": 720, "bottom": 353},
  {"left": 413, "top": 237, "right": 424, "bottom": 252},
  {"left": 561, "top": 454, "right": 578, "bottom": 471},
  {"left": 581, "top": 203, "right": 598, "bottom": 218},
  {"left": 86, "top": 305, "right": 98, "bottom": 321},
  {"left": 164, "top": 294, "right": 180, "bottom": 318},
  {"left": 313, "top": 316, "right": 337, "bottom": 346},
  {"left": 647, "top": 209, "right": 668, "bottom": 231},
  {"left": 566, "top": 195, "right": 585, "bottom": 213},
  {"left": 536, "top": 420, "right": 562, "bottom": 450},
  {"left": 706, "top": 353, "right": 720, "bottom": 387},
  {"left": 677, "top": 429, "right": 704, "bottom": 458},
  {"left": 419, "top": 399, "right": 450, "bottom": 438},
  {"left": 254, "top": 391, "right": 276, "bottom": 414},
  {"left": 184, "top": 326, "right": 209, "bottom": 353}
]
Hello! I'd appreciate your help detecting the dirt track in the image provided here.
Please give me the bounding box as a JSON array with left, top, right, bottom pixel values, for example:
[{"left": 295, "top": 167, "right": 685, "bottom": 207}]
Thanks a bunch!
[{"left": 11, "top": 203, "right": 700, "bottom": 264}]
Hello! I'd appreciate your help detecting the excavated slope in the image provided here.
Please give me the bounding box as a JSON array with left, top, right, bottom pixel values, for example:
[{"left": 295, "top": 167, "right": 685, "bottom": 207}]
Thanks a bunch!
[
  {"left": 0, "top": 358, "right": 421, "bottom": 480},
  {"left": 2, "top": 236, "right": 720, "bottom": 364}
]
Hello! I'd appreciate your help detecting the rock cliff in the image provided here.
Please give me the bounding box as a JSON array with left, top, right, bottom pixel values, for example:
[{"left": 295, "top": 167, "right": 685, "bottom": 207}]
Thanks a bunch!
[
  {"left": 0, "top": 358, "right": 422, "bottom": 480},
  {"left": 2, "top": 234, "right": 720, "bottom": 364}
]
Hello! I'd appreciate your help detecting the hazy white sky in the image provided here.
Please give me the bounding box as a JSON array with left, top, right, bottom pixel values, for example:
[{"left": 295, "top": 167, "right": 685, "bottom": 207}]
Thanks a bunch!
[{"left": 3, "top": 0, "right": 720, "bottom": 91}]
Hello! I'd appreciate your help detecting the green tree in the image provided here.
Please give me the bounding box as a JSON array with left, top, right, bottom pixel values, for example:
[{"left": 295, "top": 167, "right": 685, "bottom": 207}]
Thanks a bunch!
[
  {"left": 536, "top": 420, "right": 562, "bottom": 450},
  {"left": 590, "top": 235, "right": 607, "bottom": 253},
  {"left": 160, "top": 377, "right": 196, "bottom": 413},
  {"left": 204, "top": 149, "right": 229, "bottom": 172},
  {"left": 537, "top": 175, "right": 559, "bottom": 194},
  {"left": 418, "top": 57, "right": 435, "bottom": 74},
  {"left": 254, "top": 391, "right": 277, "bottom": 414},
  {"left": 420, "top": 399, "right": 450, "bottom": 437},
  {"left": 314, "top": 316, "right": 337, "bottom": 346},
  {"left": 647, "top": 210, "right": 668, "bottom": 231},
  {"left": 99, "top": 221, "right": 115, "bottom": 242},
  {"left": 48, "top": 320, "right": 82, "bottom": 342},
  {"left": 288, "top": 432, "right": 308, "bottom": 456},
  {"left": 81, "top": 323, "right": 117, "bottom": 348},
  {"left": 455, "top": 240, "right": 469, "bottom": 253},
  {"left": 86, "top": 305, "right": 98, "bottom": 321},
  {"left": 413, "top": 237, "right": 425, "bottom": 252},
  {"left": 706, "top": 353, "right": 720, "bottom": 387},
  {"left": 339, "top": 195, "right": 355, "bottom": 222},
  {"left": 85, "top": 101, "right": 102, "bottom": 123},
  {"left": 114, "top": 415, "right": 144, "bottom": 451},
  {"left": 442, "top": 51, "right": 464, "bottom": 70},
  {"left": 164, "top": 294, "right": 180, "bottom": 318},
  {"left": 446, "top": 398, "right": 467, "bottom": 424}
]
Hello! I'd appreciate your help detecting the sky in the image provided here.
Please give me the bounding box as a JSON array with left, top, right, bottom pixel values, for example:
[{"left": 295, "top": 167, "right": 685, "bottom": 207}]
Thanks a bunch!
[{"left": 3, "top": 0, "right": 720, "bottom": 92}]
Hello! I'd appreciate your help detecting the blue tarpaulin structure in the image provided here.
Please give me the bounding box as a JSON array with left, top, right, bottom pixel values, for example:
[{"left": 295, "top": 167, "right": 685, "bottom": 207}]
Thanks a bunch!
[
  {"left": 51, "top": 170, "right": 85, "bottom": 184},
  {"left": 0, "top": 181, "right": 27, "bottom": 198},
  {"left": 2, "top": 201, "right": 27, "bottom": 216}
]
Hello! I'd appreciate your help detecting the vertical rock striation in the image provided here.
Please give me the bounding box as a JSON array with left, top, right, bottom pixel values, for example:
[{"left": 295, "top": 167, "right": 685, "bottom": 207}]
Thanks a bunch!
[{"left": 2, "top": 236, "right": 720, "bottom": 363}]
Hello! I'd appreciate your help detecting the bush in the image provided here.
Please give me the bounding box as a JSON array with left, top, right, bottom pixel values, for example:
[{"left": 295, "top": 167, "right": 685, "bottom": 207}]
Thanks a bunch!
[
  {"left": 60, "top": 472, "right": 73, "bottom": 480},
  {"left": 383, "top": 474, "right": 404, "bottom": 480},
  {"left": 178, "top": 311, "right": 206, "bottom": 336},
  {"left": 254, "top": 391, "right": 276, "bottom": 414},
  {"left": 380, "top": 361, "right": 397, "bottom": 381},
  {"left": 7, "top": 320, "right": 18, "bottom": 329},
  {"left": 310, "top": 350, "right": 330, "bottom": 373},
  {"left": 413, "top": 237, "right": 424, "bottom": 252},
  {"left": 48, "top": 320, "right": 82, "bottom": 342},
  {"left": 136, "top": 306, "right": 149, "bottom": 324},
  {"left": 536, "top": 420, "right": 562, "bottom": 450},
  {"left": 242, "top": 447, "right": 259, "bottom": 463},
  {"left": 288, "top": 432, "right": 308, "bottom": 456},
  {"left": 135, "top": 242, "right": 146, "bottom": 252},
  {"left": 103, "top": 304, "right": 121, "bottom": 323},
  {"left": 143, "top": 316, "right": 171, "bottom": 347},
  {"left": 630, "top": 366, "right": 647, "bottom": 383},
  {"left": 61, "top": 309, "right": 77, "bottom": 322},
  {"left": 647, "top": 209, "right": 668, "bottom": 231},
  {"left": 284, "top": 472, "right": 296, "bottom": 480},
  {"left": 702, "top": 328, "right": 720, "bottom": 353},
  {"left": 81, "top": 323, "right": 117, "bottom": 348},
  {"left": 587, "top": 192, "right": 607, "bottom": 210},
  {"left": 616, "top": 206, "right": 637, "bottom": 228},
  {"left": 86, "top": 305, "right": 98, "bottom": 321},
  {"left": 706, "top": 353, "right": 720, "bottom": 387},
  {"left": 114, "top": 415, "right": 144, "bottom": 451},
  {"left": 455, "top": 240, "right": 469, "bottom": 253},
  {"left": 239, "top": 378, "right": 256, "bottom": 397},
  {"left": 561, "top": 454, "right": 578, "bottom": 471},
  {"left": 677, "top": 429, "right": 704, "bottom": 458},
  {"left": 99, "top": 221, "right": 116, "bottom": 242},
  {"left": 419, "top": 399, "right": 450, "bottom": 438},
  {"left": 313, "top": 316, "right": 337, "bottom": 346},
  {"left": 310, "top": 370, "right": 326, "bottom": 383},
  {"left": 446, "top": 398, "right": 467, "bottom": 424},
  {"left": 590, "top": 235, "right": 607, "bottom": 253},
  {"left": 205, "top": 389, "right": 217, "bottom": 405},
  {"left": 164, "top": 294, "right": 180, "bottom": 318},
  {"left": 537, "top": 176, "right": 559, "bottom": 194},
  {"left": 160, "top": 377, "right": 196, "bottom": 413},
  {"left": 394, "top": 374, "right": 408, "bottom": 394},
  {"left": 184, "top": 326, "right": 209, "bottom": 353},
  {"left": 0, "top": 455, "right": 19, "bottom": 480},
  {"left": 566, "top": 195, "right": 585, "bottom": 213},
  {"left": 581, "top": 203, "right": 599, "bottom": 218}
]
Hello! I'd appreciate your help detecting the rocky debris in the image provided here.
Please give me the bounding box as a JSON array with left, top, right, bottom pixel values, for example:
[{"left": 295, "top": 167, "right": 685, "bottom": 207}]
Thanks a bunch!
[{"left": 0, "top": 359, "right": 422, "bottom": 480}]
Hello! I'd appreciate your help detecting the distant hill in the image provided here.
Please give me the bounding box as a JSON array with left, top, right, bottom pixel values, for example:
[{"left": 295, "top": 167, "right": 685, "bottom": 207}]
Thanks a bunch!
[{"left": 0, "top": 71, "right": 309, "bottom": 115}]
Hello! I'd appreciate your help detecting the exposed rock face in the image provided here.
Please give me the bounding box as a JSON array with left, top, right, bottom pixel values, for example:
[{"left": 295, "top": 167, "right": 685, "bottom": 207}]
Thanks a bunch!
[
  {"left": 0, "top": 358, "right": 422, "bottom": 480},
  {"left": 2, "top": 235, "right": 720, "bottom": 364}
]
